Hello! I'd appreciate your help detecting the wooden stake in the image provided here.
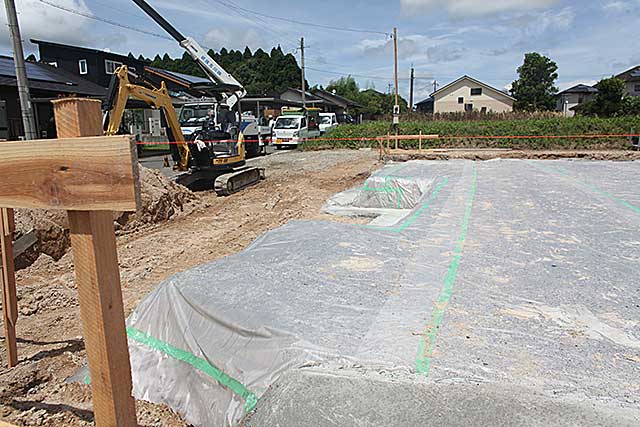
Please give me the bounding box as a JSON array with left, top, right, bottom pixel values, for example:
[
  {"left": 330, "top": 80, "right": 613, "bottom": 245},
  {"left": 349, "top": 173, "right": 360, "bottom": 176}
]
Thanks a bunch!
[
  {"left": 395, "top": 128, "right": 399, "bottom": 150},
  {"left": 1, "top": 208, "right": 18, "bottom": 367},
  {"left": 68, "top": 211, "right": 136, "bottom": 426},
  {"left": 386, "top": 132, "right": 390, "bottom": 151},
  {"left": 53, "top": 98, "right": 137, "bottom": 427},
  {"left": 419, "top": 130, "right": 423, "bottom": 151}
]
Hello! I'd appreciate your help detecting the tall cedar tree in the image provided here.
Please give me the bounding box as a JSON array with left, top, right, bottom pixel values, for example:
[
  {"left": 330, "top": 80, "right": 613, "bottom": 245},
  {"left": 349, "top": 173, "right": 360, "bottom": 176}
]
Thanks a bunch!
[
  {"left": 145, "top": 45, "right": 303, "bottom": 94},
  {"left": 511, "top": 53, "right": 559, "bottom": 111}
]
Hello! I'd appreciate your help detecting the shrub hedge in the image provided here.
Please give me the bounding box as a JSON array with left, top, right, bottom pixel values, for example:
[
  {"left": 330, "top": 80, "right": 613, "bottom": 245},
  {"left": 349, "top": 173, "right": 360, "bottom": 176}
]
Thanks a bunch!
[{"left": 303, "top": 116, "right": 640, "bottom": 150}]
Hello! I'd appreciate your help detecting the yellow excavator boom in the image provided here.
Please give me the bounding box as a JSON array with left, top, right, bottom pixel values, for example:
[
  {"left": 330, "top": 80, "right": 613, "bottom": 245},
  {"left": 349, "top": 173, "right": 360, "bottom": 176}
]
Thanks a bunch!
[{"left": 105, "top": 65, "right": 190, "bottom": 171}]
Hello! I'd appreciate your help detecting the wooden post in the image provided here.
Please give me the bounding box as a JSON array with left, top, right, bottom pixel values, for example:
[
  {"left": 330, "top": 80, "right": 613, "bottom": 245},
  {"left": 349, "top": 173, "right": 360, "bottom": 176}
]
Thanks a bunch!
[
  {"left": 419, "top": 130, "right": 423, "bottom": 151},
  {"left": 52, "top": 98, "right": 138, "bottom": 426},
  {"left": 386, "top": 132, "right": 390, "bottom": 151},
  {"left": 395, "top": 128, "right": 399, "bottom": 150},
  {"left": 1, "top": 208, "right": 18, "bottom": 367}
]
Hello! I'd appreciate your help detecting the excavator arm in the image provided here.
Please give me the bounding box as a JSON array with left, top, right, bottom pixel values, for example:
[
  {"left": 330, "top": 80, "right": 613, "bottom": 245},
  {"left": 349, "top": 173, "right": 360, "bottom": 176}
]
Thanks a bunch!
[
  {"left": 130, "top": 0, "right": 246, "bottom": 108},
  {"left": 104, "top": 65, "right": 190, "bottom": 171}
]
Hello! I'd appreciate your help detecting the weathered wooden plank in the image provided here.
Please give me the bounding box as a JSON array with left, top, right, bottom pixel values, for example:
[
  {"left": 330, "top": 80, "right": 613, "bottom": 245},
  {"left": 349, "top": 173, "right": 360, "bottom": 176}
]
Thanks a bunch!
[
  {"left": 0, "top": 136, "right": 140, "bottom": 212},
  {"left": 68, "top": 210, "right": 137, "bottom": 426},
  {"left": 54, "top": 97, "right": 138, "bottom": 427},
  {"left": 1, "top": 208, "right": 18, "bottom": 367}
]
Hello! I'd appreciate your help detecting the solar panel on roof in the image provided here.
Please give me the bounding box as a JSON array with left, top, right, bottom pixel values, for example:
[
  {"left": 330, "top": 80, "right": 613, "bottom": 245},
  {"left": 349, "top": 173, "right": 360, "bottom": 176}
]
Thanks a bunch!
[{"left": 0, "top": 56, "right": 73, "bottom": 84}]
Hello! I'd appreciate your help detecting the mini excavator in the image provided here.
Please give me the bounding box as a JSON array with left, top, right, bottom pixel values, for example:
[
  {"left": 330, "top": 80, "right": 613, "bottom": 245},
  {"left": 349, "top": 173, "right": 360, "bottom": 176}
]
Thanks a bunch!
[{"left": 102, "top": 0, "right": 264, "bottom": 195}]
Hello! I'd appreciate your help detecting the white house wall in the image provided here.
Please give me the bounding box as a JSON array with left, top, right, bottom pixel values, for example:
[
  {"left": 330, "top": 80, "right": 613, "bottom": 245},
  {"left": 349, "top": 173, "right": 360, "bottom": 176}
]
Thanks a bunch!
[{"left": 434, "top": 79, "right": 513, "bottom": 113}]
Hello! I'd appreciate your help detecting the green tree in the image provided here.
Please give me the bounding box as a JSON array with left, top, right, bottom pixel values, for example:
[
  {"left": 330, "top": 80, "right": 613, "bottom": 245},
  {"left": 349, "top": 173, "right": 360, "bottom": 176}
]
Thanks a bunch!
[
  {"left": 511, "top": 52, "right": 558, "bottom": 111},
  {"left": 326, "top": 76, "right": 360, "bottom": 101},
  {"left": 585, "top": 77, "right": 626, "bottom": 117}
]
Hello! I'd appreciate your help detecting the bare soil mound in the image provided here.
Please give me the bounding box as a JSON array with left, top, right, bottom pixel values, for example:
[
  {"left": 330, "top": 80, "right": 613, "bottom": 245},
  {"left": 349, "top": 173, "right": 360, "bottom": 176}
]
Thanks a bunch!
[{"left": 13, "top": 166, "right": 200, "bottom": 270}]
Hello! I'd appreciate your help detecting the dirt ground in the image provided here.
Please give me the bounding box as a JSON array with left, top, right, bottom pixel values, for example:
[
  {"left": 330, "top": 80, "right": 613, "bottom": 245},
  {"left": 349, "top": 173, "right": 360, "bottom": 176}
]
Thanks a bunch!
[{"left": 0, "top": 149, "right": 379, "bottom": 426}]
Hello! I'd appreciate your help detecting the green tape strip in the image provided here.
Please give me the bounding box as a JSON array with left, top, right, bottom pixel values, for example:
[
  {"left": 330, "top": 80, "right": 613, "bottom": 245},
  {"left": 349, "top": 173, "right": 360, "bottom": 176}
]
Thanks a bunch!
[
  {"left": 364, "top": 176, "right": 449, "bottom": 233},
  {"left": 532, "top": 163, "right": 640, "bottom": 217},
  {"left": 126, "top": 326, "right": 259, "bottom": 414},
  {"left": 415, "top": 163, "right": 477, "bottom": 375}
]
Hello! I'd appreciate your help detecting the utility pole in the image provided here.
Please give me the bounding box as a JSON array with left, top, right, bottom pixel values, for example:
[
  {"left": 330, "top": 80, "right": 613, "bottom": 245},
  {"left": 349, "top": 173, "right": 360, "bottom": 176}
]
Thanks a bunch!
[
  {"left": 300, "top": 37, "right": 306, "bottom": 109},
  {"left": 393, "top": 27, "right": 399, "bottom": 107},
  {"left": 409, "top": 66, "right": 415, "bottom": 111},
  {"left": 3, "top": 0, "right": 37, "bottom": 140}
]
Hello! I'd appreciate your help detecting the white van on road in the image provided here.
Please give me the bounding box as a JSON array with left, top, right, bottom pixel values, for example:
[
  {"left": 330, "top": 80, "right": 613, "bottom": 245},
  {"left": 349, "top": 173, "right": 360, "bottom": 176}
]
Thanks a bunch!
[
  {"left": 319, "top": 112, "right": 338, "bottom": 134},
  {"left": 272, "top": 115, "right": 321, "bottom": 147}
]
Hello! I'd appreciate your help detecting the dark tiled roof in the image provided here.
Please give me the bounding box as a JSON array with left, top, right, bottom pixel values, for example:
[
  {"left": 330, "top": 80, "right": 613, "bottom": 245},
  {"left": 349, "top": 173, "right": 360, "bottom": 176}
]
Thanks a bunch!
[
  {"left": 415, "top": 96, "right": 434, "bottom": 105},
  {"left": 615, "top": 65, "right": 640, "bottom": 81},
  {"left": 312, "top": 88, "right": 362, "bottom": 108},
  {"left": 145, "top": 66, "right": 210, "bottom": 86},
  {"left": 558, "top": 84, "right": 598, "bottom": 95},
  {"left": 0, "top": 55, "right": 106, "bottom": 96}
]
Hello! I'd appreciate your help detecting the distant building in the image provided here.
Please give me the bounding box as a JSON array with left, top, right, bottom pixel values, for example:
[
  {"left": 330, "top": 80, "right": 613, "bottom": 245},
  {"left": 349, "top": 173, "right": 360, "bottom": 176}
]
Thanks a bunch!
[
  {"left": 31, "top": 39, "right": 145, "bottom": 89},
  {"left": 0, "top": 55, "right": 105, "bottom": 140},
  {"left": 279, "top": 88, "right": 326, "bottom": 109},
  {"left": 311, "top": 88, "right": 361, "bottom": 115},
  {"left": 415, "top": 97, "right": 434, "bottom": 113},
  {"left": 555, "top": 84, "right": 598, "bottom": 117},
  {"left": 418, "top": 75, "right": 515, "bottom": 114},
  {"left": 615, "top": 65, "right": 640, "bottom": 97}
]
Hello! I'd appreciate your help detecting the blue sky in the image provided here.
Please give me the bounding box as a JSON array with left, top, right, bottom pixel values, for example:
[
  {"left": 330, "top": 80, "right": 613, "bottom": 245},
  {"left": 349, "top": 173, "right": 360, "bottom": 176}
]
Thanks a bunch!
[{"left": 2, "top": 0, "right": 639, "bottom": 102}]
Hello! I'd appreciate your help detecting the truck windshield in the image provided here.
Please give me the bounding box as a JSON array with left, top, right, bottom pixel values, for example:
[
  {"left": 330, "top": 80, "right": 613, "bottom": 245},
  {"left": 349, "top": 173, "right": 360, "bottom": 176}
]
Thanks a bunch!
[
  {"left": 274, "top": 117, "right": 300, "bottom": 129},
  {"left": 179, "top": 106, "right": 214, "bottom": 126}
]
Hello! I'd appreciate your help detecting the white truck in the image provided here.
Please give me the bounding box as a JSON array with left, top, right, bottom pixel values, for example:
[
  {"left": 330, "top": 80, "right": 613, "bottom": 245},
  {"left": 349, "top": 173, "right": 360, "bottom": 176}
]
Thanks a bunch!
[
  {"left": 319, "top": 112, "right": 338, "bottom": 134},
  {"left": 178, "top": 101, "right": 270, "bottom": 157},
  {"left": 272, "top": 114, "right": 321, "bottom": 148}
]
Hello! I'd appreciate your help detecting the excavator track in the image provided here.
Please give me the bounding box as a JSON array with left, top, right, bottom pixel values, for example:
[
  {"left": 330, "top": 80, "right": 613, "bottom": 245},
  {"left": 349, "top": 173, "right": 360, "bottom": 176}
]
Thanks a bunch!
[{"left": 214, "top": 167, "right": 265, "bottom": 196}]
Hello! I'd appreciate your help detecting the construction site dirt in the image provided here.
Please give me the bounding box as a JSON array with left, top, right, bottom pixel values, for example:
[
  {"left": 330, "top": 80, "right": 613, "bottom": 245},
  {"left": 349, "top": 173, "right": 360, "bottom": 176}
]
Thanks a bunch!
[
  {"left": 2, "top": 148, "right": 640, "bottom": 426},
  {"left": 0, "top": 149, "right": 379, "bottom": 426}
]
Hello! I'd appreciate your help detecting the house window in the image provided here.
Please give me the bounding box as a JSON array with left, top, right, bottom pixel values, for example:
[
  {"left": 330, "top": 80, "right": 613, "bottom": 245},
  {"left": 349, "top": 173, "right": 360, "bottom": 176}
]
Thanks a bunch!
[
  {"left": 480, "top": 107, "right": 487, "bottom": 114},
  {"left": 578, "top": 95, "right": 584, "bottom": 104},
  {"left": 458, "top": 97, "right": 464, "bottom": 104},
  {"left": 464, "top": 103, "right": 473, "bottom": 112},
  {"left": 471, "top": 88, "right": 482, "bottom": 96},
  {"left": 105, "top": 59, "right": 123, "bottom": 74},
  {"left": 78, "top": 59, "right": 88, "bottom": 75},
  {"left": 634, "top": 84, "right": 640, "bottom": 93}
]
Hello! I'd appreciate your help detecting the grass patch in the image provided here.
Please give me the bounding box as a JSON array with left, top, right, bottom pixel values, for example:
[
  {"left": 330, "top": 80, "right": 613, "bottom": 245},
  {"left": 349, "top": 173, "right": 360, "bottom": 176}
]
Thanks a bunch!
[{"left": 303, "top": 116, "right": 640, "bottom": 150}]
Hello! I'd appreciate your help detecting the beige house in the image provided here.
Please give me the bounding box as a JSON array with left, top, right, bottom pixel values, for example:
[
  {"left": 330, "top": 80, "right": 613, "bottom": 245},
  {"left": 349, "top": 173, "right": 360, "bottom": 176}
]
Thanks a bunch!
[
  {"left": 615, "top": 66, "right": 640, "bottom": 96},
  {"left": 432, "top": 75, "right": 514, "bottom": 113},
  {"left": 555, "top": 84, "right": 598, "bottom": 117}
]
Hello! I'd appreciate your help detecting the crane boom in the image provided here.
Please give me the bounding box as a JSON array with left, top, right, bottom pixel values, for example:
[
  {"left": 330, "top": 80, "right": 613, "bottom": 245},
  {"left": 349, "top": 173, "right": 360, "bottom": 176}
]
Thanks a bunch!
[{"left": 131, "top": 0, "right": 246, "bottom": 108}]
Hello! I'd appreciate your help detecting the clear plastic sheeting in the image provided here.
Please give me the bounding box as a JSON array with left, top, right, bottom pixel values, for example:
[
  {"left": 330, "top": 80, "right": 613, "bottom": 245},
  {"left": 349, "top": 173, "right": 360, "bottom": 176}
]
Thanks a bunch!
[
  {"left": 126, "top": 159, "right": 640, "bottom": 426},
  {"left": 127, "top": 160, "right": 457, "bottom": 426}
]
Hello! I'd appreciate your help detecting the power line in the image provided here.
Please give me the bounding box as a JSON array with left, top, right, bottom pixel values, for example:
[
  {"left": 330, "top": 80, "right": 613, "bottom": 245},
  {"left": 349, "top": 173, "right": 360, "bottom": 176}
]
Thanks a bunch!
[
  {"left": 201, "top": 0, "right": 299, "bottom": 50},
  {"left": 36, "top": 0, "right": 173, "bottom": 40},
  {"left": 202, "top": 0, "right": 390, "bottom": 36},
  {"left": 305, "top": 65, "right": 433, "bottom": 82}
]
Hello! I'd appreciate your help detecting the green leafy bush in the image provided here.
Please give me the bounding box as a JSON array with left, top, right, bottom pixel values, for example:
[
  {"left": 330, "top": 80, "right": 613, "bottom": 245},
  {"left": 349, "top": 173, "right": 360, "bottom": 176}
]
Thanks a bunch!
[{"left": 302, "top": 116, "right": 640, "bottom": 150}]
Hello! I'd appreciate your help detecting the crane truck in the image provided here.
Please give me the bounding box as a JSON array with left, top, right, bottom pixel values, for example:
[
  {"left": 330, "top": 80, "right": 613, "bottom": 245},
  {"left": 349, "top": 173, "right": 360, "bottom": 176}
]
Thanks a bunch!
[{"left": 103, "top": 0, "right": 264, "bottom": 194}]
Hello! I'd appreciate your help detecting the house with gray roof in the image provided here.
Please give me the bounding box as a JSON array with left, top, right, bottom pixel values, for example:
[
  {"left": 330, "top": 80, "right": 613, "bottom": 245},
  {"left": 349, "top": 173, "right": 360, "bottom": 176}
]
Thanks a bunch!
[{"left": 556, "top": 84, "right": 598, "bottom": 117}]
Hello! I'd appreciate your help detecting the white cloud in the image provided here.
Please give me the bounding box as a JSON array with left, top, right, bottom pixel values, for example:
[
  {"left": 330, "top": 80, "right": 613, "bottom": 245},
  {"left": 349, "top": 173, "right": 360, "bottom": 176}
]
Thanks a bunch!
[
  {"left": 400, "top": 0, "right": 560, "bottom": 17},
  {"left": 202, "top": 27, "right": 268, "bottom": 51},
  {"left": 355, "top": 34, "right": 442, "bottom": 61},
  {"left": 0, "top": 0, "right": 92, "bottom": 50}
]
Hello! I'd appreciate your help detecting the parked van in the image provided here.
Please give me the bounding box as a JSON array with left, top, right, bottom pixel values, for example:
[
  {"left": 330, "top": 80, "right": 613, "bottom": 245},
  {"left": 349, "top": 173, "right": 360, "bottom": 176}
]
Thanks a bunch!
[
  {"left": 272, "top": 108, "right": 321, "bottom": 147},
  {"left": 319, "top": 112, "right": 338, "bottom": 134}
]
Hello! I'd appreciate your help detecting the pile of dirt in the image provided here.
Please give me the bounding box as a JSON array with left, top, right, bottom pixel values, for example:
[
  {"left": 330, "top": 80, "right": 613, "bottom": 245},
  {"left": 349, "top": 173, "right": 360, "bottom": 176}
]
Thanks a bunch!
[
  {"left": 115, "top": 166, "right": 201, "bottom": 232},
  {"left": 13, "top": 166, "right": 200, "bottom": 270}
]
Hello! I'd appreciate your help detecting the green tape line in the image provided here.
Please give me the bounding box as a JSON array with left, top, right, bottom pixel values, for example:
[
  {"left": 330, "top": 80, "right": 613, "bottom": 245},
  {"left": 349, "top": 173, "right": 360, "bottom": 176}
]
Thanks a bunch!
[
  {"left": 532, "top": 163, "right": 640, "bottom": 217},
  {"left": 415, "top": 163, "right": 477, "bottom": 375},
  {"left": 126, "top": 326, "right": 259, "bottom": 414},
  {"left": 364, "top": 176, "right": 449, "bottom": 233}
]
